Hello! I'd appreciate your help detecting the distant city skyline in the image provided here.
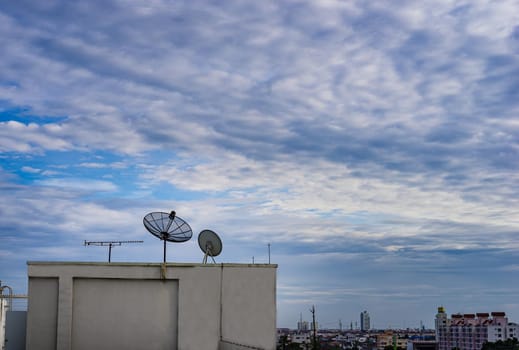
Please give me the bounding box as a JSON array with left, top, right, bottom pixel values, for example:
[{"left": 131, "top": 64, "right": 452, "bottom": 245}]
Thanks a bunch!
[
  {"left": 294, "top": 308, "right": 440, "bottom": 330},
  {"left": 1, "top": 0, "right": 519, "bottom": 328}
]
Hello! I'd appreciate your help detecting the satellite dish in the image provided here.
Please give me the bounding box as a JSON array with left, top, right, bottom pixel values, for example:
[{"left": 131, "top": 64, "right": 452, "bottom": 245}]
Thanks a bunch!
[
  {"left": 143, "top": 211, "right": 192, "bottom": 262},
  {"left": 198, "top": 229, "right": 222, "bottom": 264}
]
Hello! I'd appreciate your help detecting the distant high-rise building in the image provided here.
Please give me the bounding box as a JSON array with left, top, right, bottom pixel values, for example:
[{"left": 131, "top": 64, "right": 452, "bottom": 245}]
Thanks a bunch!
[
  {"left": 435, "top": 306, "right": 449, "bottom": 344},
  {"left": 360, "top": 310, "right": 370, "bottom": 331},
  {"left": 435, "top": 307, "right": 519, "bottom": 350},
  {"left": 297, "top": 313, "right": 309, "bottom": 332}
]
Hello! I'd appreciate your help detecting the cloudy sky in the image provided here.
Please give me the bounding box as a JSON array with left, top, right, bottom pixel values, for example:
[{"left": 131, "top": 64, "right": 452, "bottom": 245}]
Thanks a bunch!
[{"left": 1, "top": 0, "right": 519, "bottom": 329}]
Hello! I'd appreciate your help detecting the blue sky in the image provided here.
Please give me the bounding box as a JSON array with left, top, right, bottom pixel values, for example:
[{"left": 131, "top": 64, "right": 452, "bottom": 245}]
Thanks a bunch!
[{"left": 1, "top": 0, "right": 519, "bottom": 329}]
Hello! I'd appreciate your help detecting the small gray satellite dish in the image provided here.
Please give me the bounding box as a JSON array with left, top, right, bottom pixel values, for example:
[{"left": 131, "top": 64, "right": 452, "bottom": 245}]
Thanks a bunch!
[
  {"left": 143, "top": 211, "right": 192, "bottom": 263},
  {"left": 198, "top": 229, "right": 222, "bottom": 264}
]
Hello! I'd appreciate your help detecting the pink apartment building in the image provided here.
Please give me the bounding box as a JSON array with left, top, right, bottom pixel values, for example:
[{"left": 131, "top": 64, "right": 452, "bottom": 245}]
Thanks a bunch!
[{"left": 435, "top": 307, "right": 519, "bottom": 350}]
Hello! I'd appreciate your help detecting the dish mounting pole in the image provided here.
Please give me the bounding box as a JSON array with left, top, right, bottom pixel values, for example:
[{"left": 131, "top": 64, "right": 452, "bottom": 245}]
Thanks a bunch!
[
  {"left": 202, "top": 245, "right": 216, "bottom": 264},
  {"left": 163, "top": 236, "right": 167, "bottom": 263}
]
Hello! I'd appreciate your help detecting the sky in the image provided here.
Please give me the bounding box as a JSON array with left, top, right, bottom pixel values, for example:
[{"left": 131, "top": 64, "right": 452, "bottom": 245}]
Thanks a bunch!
[{"left": 1, "top": 0, "right": 519, "bottom": 330}]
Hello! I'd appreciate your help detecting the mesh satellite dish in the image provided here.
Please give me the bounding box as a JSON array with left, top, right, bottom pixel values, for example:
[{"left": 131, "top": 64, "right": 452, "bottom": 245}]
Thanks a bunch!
[
  {"left": 143, "top": 211, "right": 192, "bottom": 262},
  {"left": 198, "top": 229, "right": 222, "bottom": 264}
]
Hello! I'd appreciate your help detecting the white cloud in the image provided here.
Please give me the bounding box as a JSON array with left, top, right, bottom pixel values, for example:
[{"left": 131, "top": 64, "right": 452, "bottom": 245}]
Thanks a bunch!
[
  {"left": 21, "top": 166, "right": 40, "bottom": 173},
  {"left": 0, "top": 121, "right": 72, "bottom": 152},
  {"left": 78, "top": 162, "right": 127, "bottom": 169},
  {"left": 37, "top": 178, "right": 117, "bottom": 192}
]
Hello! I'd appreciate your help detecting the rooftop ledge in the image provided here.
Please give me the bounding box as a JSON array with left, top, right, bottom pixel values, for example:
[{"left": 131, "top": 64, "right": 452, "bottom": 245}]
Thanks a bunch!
[{"left": 27, "top": 261, "right": 278, "bottom": 268}]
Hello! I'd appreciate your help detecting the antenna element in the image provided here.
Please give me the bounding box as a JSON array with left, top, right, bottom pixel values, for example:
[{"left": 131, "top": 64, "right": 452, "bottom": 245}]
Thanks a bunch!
[{"left": 84, "top": 240, "right": 143, "bottom": 262}]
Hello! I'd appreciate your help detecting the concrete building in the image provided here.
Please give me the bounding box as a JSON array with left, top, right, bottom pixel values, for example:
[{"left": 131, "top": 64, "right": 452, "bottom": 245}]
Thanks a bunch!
[
  {"left": 508, "top": 323, "right": 519, "bottom": 339},
  {"left": 26, "top": 261, "right": 277, "bottom": 350},
  {"left": 435, "top": 306, "right": 449, "bottom": 349},
  {"left": 435, "top": 307, "right": 517, "bottom": 350},
  {"left": 376, "top": 332, "right": 408, "bottom": 350},
  {"left": 406, "top": 340, "right": 437, "bottom": 350},
  {"left": 297, "top": 313, "right": 309, "bottom": 332},
  {"left": 291, "top": 333, "right": 311, "bottom": 345},
  {"left": 297, "top": 321, "right": 309, "bottom": 332},
  {"left": 361, "top": 310, "right": 371, "bottom": 331}
]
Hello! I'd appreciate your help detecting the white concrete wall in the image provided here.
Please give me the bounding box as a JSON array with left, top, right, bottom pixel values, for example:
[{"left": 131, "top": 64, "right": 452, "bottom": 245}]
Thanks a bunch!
[
  {"left": 221, "top": 266, "right": 277, "bottom": 349},
  {"left": 26, "top": 262, "right": 276, "bottom": 350},
  {"left": 72, "top": 279, "right": 178, "bottom": 350},
  {"left": 25, "top": 278, "right": 58, "bottom": 350}
]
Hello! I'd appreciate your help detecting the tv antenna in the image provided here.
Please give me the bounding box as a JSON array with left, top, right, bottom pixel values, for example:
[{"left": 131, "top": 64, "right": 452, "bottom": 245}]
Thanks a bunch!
[
  {"left": 84, "top": 240, "right": 143, "bottom": 262},
  {"left": 143, "top": 210, "right": 192, "bottom": 263},
  {"left": 198, "top": 229, "right": 222, "bottom": 263}
]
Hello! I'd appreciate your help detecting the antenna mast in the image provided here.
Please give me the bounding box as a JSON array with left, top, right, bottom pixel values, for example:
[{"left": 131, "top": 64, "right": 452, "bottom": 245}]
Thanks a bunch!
[
  {"left": 310, "top": 305, "right": 317, "bottom": 349},
  {"left": 84, "top": 240, "right": 143, "bottom": 262}
]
